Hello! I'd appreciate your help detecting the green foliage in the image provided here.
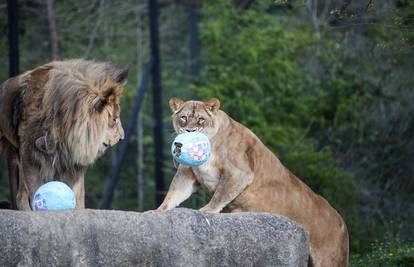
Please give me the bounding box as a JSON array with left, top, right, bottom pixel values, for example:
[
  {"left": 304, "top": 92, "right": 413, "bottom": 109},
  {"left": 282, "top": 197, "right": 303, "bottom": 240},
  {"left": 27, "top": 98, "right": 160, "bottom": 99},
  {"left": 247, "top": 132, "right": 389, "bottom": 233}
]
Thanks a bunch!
[
  {"left": 350, "top": 240, "right": 414, "bottom": 267},
  {"left": 194, "top": 0, "right": 359, "bottom": 247},
  {"left": 194, "top": 0, "right": 414, "bottom": 254}
]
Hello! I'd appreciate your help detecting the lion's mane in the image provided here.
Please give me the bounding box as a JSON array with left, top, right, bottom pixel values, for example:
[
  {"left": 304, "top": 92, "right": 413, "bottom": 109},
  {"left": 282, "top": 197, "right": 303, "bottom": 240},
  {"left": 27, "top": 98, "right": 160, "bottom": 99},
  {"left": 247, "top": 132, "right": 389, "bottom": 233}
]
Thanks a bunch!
[{"left": 17, "top": 59, "right": 126, "bottom": 174}]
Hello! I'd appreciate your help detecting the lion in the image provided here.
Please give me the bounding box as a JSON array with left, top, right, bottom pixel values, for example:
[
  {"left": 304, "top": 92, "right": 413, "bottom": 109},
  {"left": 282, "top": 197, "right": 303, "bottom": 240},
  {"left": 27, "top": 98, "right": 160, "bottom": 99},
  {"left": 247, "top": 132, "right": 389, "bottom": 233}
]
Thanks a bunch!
[
  {"left": 156, "top": 97, "right": 349, "bottom": 267},
  {"left": 0, "top": 59, "right": 128, "bottom": 210}
]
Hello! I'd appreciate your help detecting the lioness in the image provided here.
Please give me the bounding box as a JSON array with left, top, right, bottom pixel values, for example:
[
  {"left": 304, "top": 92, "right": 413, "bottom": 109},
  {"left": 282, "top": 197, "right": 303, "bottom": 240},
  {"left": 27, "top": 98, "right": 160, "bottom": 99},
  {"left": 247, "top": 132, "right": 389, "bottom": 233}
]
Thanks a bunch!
[
  {"left": 157, "top": 98, "right": 349, "bottom": 267},
  {"left": 0, "top": 59, "right": 127, "bottom": 210}
]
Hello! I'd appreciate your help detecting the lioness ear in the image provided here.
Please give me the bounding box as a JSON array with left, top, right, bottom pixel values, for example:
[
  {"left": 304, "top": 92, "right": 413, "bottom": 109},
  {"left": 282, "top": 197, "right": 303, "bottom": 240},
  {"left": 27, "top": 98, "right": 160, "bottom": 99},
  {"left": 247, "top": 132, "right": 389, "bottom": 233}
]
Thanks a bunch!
[
  {"left": 169, "top": 97, "right": 185, "bottom": 113},
  {"left": 204, "top": 98, "right": 220, "bottom": 115}
]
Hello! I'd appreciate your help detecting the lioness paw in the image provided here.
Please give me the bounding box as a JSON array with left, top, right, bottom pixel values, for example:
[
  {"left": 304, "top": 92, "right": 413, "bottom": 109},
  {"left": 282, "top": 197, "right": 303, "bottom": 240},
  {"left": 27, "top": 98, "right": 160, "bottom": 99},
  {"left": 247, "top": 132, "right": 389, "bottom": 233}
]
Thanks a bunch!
[{"left": 199, "top": 206, "right": 221, "bottom": 213}]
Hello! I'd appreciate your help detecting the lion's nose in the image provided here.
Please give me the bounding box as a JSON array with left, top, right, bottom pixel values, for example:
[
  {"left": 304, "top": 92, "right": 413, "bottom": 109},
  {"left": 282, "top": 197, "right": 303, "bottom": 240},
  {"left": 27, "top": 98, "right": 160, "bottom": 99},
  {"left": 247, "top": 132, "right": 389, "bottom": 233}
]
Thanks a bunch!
[
  {"left": 119, "top": 128, "right": 125, "bottom": 141},
  {"left": 186, "top": 128, "right": 196, "bottom": 132}
]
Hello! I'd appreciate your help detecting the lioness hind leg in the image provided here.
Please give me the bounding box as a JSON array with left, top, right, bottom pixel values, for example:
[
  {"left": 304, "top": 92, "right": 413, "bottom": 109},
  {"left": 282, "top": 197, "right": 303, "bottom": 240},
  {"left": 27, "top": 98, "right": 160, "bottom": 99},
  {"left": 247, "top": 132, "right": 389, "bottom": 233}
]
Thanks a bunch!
[{"left": 309, "top": 232, "right": 349, "bottom": 267}]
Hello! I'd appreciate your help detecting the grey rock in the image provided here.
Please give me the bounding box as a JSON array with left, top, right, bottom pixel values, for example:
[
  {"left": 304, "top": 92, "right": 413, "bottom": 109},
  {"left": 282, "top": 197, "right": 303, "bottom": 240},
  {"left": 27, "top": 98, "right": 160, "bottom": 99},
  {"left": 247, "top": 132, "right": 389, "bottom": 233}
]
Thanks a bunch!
[{"left": 0, "top": 208, "right": 309, "bottom": 267}]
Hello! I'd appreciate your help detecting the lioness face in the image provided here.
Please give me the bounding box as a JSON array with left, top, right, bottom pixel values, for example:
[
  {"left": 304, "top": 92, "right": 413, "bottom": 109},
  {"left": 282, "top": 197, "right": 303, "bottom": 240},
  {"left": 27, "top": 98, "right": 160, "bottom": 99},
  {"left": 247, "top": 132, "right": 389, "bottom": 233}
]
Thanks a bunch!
[{"left": 169, "top": 97, "right": 221, "bottom": 138}]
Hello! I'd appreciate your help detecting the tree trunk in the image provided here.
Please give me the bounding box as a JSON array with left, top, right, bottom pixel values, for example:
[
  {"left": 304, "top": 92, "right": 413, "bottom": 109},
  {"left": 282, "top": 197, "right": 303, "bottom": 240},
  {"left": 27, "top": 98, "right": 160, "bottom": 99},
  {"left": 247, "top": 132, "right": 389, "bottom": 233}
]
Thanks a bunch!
[
  {"left": 45, "top": 0, "right": 59, "bottom": 60},
  {"left": 305, "top": 0, "right": 321, "bottom": 55},
  {"left": 7, "top": 0, "right": 19, "bottom": 77},
  {"left": 136, "top": 5, "right": 145, "bottom": 211},
  {"left": 84, "top": 0, "right": 105, "bottom": 59},
  {"left": 149, "top": 0, "right": 165, "bottom": 206}
]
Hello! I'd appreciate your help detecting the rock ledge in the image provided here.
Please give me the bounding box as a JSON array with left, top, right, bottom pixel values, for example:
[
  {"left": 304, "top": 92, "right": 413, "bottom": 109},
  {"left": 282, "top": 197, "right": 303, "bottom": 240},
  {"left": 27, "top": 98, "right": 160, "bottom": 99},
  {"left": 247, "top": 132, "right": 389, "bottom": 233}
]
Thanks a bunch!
[{"left": 0, "top": 208, "right": 309, "bottom": 266}]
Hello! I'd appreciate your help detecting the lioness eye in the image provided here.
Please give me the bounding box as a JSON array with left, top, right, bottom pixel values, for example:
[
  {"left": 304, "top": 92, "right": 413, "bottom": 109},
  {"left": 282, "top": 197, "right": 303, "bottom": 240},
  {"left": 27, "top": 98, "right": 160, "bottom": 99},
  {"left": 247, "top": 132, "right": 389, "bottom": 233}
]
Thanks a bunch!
[
  {"left": 198, "top": 118, "right": 205, "bottom": 124},
  {"left": 180, "top": 116, "right": 187, "bottom": 122}
]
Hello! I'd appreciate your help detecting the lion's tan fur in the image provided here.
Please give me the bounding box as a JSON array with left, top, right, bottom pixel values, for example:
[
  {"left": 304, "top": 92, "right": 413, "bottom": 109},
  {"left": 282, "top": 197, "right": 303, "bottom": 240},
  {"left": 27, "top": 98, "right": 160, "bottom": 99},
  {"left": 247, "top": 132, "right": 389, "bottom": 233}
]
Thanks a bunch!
[
  {"left": 158, "top": 98, "right": 349, "bottom": 267},
  {"left": 0, "top": 59, "right": 127, "bottom": 210}
]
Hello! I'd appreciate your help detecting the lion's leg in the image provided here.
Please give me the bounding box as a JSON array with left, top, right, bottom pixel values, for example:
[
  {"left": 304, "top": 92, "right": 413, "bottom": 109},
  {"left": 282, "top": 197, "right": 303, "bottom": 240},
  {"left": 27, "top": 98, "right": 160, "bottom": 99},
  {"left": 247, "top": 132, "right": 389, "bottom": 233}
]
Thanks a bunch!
[
  {"left": 156, "top": 166, "right": 199, "bottom": 212},
  {"left": 71, "top": 170, "right": 86, "bottom": 208},
  {"left": 15, "top": 173, "right": 31, "bottom": 211},
  {"left": 17, "top": 161, "right": 44, "bottom": 210},
  {"left": 199, "top": 170, "right": 253, "bottom": 213},
  {"left": 7, "top": 148, "right": 19, "bottom": 209},
  {"left": 16, "top": 153, "right": 48, "bottom": 210}
]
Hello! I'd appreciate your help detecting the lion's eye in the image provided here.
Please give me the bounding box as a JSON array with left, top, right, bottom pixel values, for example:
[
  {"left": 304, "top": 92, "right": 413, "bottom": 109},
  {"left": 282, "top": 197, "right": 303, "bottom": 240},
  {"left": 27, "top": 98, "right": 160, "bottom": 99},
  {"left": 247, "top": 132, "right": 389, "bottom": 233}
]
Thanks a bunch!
[
  {"left": 198, "top": 118, "right": 205, "bottom": 124},
  {"left": 180, "top": 116, "right": 187, "bottom": 122}
]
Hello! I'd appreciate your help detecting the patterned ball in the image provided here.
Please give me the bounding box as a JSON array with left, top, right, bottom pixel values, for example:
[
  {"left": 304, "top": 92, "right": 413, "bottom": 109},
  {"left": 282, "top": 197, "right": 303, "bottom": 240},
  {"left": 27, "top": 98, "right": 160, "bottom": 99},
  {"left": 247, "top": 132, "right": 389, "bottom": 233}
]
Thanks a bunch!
[
  {"left": 171, "top": 132, "right": 211, "bottom": 167},
  {"left": 32, "top": 181, "right": 76, "bottom": 211}
]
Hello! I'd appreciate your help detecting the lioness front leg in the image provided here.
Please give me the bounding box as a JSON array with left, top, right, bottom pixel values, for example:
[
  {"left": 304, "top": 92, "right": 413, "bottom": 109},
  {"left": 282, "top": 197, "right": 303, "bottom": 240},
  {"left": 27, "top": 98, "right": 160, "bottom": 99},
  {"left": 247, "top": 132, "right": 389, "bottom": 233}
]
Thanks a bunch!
[
  {"left": 199, "top": 170, "right": 254, "bottom": 213},
  {"left": 156, "top": 165, "right": 199, "bottom": 211}
]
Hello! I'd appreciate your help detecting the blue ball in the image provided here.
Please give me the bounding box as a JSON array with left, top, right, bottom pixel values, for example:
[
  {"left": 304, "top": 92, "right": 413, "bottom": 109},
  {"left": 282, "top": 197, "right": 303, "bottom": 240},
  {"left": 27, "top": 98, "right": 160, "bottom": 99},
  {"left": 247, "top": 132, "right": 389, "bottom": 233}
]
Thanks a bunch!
[
  {"left": 32, "top": 181, "right": 76, "bottom": 211},
  {"left": 171, "top": 132, "right": 211, "bottom": 167}
]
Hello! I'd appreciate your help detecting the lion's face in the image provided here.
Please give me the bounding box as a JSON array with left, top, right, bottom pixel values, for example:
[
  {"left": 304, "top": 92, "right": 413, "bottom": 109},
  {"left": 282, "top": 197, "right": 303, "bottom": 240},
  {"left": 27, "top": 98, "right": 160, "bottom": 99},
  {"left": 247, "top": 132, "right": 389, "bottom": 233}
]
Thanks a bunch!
[
  {"left": 58, "top": 76, "right": 124, "bottom": 166},
  {"left": 98, "top": 105, "right": 124, "bottom": 156},
  {"left": 89, "top": 81, "right": 125, "bottom": 161},
  {"left": 23, "top": 60, "right": 129, "bottom": 167},
  {"left": 169, "top": 98, "right": 221, "bottom": 139}
]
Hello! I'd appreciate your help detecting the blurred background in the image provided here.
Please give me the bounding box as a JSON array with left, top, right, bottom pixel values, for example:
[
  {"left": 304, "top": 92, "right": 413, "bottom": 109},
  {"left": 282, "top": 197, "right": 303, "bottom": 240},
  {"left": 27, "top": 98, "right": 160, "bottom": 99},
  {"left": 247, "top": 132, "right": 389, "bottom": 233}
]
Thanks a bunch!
[{"left": 0, "top": 0, "right": 413, "bottom": 265}]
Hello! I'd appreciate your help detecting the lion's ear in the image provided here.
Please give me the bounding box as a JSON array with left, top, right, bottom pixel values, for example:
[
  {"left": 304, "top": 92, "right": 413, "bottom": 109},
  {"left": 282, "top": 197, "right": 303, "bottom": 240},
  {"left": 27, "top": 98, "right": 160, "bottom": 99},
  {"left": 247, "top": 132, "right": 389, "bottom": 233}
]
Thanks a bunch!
[
  {"left": 169, "top": 97, "right": 185, "bottom": 113},
  {"left": 35, "top": 135, "right": 55, "bottom": 154},
  {"left": 204, "top": 98, "right": 220, "bottom": 115},
  {"left": 114, "top": 68, "right": 128, "bottom": 85},
  {"left": 107, "top": 64, "right": 129, "bottom": 85},
  {"left": 93, "top": 85, "right": 119, "bottom": 113},
  {"left": 94, "top": 97, "right": 108, "bottom": 113}
]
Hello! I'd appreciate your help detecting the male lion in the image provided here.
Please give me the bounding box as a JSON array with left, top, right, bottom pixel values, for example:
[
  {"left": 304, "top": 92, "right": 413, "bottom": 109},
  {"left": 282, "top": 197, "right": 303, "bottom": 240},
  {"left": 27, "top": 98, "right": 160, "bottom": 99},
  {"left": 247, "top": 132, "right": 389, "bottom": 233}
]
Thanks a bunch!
[
  {"left": 157, "top": 98, "right": 349, "bottom": 267},
  {"left": 0, "top": 59, "right": 127, "bottom": 210}
]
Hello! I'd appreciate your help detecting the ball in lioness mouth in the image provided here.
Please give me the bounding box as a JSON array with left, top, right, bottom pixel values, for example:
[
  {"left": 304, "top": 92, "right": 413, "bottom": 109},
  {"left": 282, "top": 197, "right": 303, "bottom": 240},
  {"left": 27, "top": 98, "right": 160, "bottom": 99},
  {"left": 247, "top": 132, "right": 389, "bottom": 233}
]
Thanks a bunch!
[{"left": 171, "top": 132, "right": 211, "bottom": 167}]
